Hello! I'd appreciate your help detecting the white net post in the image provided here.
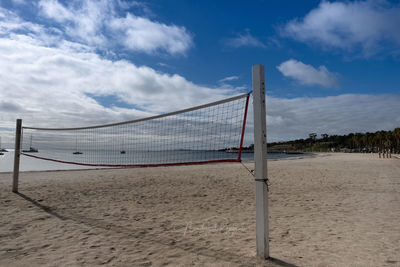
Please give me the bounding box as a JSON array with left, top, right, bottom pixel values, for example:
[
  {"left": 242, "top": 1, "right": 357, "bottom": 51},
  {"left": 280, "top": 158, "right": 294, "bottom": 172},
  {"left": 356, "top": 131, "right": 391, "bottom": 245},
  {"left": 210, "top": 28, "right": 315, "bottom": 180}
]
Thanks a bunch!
[
  {"left": 252, "top": 65, "right": 269, "bottom": 259},
  {"left": 12, "top": 119, "right": 22, "bottom": 193}
]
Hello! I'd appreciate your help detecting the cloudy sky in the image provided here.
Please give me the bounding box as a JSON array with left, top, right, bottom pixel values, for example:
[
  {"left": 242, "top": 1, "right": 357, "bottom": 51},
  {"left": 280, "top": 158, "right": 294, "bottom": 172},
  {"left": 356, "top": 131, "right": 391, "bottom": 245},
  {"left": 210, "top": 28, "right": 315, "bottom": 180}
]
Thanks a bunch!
[{"left": 0, "top": 0, "right": 399, "bottom": 146}]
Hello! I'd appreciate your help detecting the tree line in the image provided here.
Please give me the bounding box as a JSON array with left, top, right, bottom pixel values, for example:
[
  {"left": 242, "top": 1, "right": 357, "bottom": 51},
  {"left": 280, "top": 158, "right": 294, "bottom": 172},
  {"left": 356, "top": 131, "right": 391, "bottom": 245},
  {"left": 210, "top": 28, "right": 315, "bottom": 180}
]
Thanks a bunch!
[{"left": 267, "top": 128, "right": 400, "bottom": 153}]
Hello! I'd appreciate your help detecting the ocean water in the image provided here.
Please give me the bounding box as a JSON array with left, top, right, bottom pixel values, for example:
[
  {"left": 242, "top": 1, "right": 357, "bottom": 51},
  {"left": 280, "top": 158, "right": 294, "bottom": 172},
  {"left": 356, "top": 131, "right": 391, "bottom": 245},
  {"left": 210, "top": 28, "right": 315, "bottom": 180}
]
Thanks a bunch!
[{"left": 0, "top": 149, "right": 307, "bottom": 172}]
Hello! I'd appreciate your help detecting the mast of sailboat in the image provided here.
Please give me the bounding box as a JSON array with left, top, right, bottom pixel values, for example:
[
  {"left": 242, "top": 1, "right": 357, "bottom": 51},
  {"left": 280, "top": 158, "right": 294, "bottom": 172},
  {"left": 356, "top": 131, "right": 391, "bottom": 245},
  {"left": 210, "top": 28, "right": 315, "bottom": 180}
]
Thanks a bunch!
[
  {"left": 73, "top": 135, "right": 82, "bottom": 154},
  {"left": 120, "top": 137, "right": 126, "bottom": 154}
]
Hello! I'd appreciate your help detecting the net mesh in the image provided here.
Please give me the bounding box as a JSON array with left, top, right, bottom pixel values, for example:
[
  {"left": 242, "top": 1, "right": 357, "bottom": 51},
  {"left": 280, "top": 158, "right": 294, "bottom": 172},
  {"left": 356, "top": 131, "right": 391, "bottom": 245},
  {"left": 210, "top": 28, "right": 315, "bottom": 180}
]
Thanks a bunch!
[{"left": 21, "top": 94, "right": 250, "bottom": 167}]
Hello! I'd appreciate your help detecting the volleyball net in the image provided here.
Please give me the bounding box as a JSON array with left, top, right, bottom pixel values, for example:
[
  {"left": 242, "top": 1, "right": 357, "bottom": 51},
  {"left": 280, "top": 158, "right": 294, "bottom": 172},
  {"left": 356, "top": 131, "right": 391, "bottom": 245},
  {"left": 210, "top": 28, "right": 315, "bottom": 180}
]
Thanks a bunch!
[{"left": 20, "top": 93, "right": 250, "bottom": 167}]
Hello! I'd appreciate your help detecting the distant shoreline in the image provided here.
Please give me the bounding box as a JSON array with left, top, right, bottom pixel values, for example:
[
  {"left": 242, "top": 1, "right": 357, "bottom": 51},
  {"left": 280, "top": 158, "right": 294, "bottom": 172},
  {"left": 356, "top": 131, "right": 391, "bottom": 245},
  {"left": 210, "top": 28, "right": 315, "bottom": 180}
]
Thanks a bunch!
[{"left": 0, "top": 150, "right": 312, "bottom": 173}]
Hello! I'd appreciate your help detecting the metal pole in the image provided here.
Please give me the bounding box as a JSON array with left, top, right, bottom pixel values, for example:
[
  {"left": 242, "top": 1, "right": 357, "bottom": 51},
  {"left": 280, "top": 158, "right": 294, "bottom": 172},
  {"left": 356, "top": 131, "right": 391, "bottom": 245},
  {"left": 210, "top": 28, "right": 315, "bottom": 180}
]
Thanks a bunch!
[
  {"left": 12, "top": 119, "right": 22, "bottom": 193},
  {"left": 252, "top": 65, "right": 269, "bottom": 259}
]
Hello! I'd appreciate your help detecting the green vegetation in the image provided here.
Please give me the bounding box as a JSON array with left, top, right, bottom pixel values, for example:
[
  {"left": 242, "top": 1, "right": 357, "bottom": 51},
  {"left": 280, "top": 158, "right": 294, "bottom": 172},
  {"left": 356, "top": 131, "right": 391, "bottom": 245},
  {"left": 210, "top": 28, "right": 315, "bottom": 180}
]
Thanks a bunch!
[{"left": 267, "top": 128, "right": 400, "bottom": 153}]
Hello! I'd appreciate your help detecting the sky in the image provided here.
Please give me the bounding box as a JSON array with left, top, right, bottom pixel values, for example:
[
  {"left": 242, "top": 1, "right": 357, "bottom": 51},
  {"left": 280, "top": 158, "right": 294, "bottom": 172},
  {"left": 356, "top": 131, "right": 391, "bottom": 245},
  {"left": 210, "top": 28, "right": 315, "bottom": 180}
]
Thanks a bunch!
[{"left": 0, "top": 0, "right": 400, "bottom": 147}]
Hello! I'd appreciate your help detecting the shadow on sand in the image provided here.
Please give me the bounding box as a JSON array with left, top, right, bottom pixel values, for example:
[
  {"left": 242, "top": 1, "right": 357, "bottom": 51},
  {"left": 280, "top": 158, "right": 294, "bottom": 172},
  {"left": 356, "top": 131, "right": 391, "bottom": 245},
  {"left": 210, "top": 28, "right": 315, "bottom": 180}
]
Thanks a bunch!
[
  {"left": 15, "top": 191, "right": 298, "bottom": 266},
  {"left": 15, "top": 192, "right": 67, "bottom": 221}
]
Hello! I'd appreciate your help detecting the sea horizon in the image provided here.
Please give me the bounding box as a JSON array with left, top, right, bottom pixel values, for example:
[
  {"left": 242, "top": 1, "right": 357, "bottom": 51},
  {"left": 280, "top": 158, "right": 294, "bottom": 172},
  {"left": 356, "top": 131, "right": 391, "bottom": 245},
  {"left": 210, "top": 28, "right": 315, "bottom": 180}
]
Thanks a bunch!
[{"left": 0, "top": 149, "right": 308, "bottom": 173}]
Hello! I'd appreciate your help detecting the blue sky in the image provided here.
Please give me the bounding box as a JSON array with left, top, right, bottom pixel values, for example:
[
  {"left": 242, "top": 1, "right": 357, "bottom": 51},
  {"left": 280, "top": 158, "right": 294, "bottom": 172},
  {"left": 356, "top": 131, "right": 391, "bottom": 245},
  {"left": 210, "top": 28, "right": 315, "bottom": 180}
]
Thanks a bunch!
[
  {"left": 0, "top": 0, "right": 400, "bottom": 145},
  {"left": 142, "top": 0, "right": 400, "bottom": 98}
]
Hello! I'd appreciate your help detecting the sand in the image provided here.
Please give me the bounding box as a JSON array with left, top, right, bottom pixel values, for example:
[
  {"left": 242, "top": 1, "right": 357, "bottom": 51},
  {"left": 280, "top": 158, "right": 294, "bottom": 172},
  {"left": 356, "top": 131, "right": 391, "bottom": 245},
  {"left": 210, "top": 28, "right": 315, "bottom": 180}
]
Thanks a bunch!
[{"left": 0, "top": 153, "right": 399, "bottom": 266}]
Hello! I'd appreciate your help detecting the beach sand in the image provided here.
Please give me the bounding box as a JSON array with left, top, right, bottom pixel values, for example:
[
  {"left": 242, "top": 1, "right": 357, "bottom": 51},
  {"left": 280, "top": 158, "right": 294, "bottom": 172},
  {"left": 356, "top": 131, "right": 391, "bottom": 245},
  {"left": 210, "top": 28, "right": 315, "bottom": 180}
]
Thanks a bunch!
[{"left": 0, "top": 153, "right": 399, "bottom": 266}]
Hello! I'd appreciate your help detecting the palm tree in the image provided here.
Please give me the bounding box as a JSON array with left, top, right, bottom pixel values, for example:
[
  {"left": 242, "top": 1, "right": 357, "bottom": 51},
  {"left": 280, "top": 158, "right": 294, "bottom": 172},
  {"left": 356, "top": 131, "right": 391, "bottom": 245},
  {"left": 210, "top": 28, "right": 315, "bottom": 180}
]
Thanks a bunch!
[
  {"left": 309, "top": 133, "right": 317, "bottom": 142},
  {"left": 393, "top": 128, "right": 400, "bottom": 152}
]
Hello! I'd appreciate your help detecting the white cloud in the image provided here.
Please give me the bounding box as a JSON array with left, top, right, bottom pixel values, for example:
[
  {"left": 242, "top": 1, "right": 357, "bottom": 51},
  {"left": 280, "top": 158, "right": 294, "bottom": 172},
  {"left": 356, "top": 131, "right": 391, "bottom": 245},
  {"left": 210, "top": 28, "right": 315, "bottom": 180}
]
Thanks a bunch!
[
  {"left": 0, "top": 3, "right": 229, "bottom": 146},
  {"left": 277, "top": 59, "right": 338, "bottom": 87},
  {"left": 38, "top": 0, "right": 109, "bottom": 46},
  {"left": 0, "top": 7, "right": 43, "bottom": 35},
  {"left": 38, "top": 0, "right": 192, "bottom": 55},
  {"left": 109, "top": 14, "right": 192, "bottom": 55},
  {"left": 38, "top": 0, "right": 74, "bottom": 23},
  {"left": 265, "top": 94, "right": 400, "bottom": 141},
  {"left": 224, "top": 31, "right": 265, "bottom": 48},
  {"left": 281, "top": 0, "right": 400, "bottom": 57},
  {"left": 219, "top": 76, "right": 239, "bottom": 83},
  {"left": 0, "top": 7, "right": 92, "bottom": 53},
  {"left": 0, "top": 38, "right": 235, "bottom": 131}
]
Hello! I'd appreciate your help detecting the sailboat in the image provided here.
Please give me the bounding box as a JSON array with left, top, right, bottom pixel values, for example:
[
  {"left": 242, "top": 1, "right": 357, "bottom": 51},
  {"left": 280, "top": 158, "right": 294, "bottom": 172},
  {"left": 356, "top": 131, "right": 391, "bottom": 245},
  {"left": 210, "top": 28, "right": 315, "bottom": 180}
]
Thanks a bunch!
[
  {"left": 72, "top": 137, "right": 83, "bottom": 155},
  {"left": 0, "top": 137, "right": 8, "bottom": 152},
  {"left": 22, "top": 135, "right": 38, "bottom": 153},
  {"left": 120, "top": 139, "right": 126, "bottom": 154}
]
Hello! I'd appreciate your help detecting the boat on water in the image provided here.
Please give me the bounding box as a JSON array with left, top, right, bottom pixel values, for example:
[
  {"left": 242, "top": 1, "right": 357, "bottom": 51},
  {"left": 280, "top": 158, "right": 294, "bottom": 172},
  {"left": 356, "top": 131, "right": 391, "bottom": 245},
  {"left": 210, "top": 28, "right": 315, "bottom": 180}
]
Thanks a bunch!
[
  {"left": 120, "top": 139, "right": 126, "bottom": 154},
  {"left": 23, "top": 147, "right": 39, "bottom": 153},
  {"left": 22, "top": 135, "right": 39, "bottom": 153},
  {"left": 72, "top": 137, "right": 83, "bottom": 155}
]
